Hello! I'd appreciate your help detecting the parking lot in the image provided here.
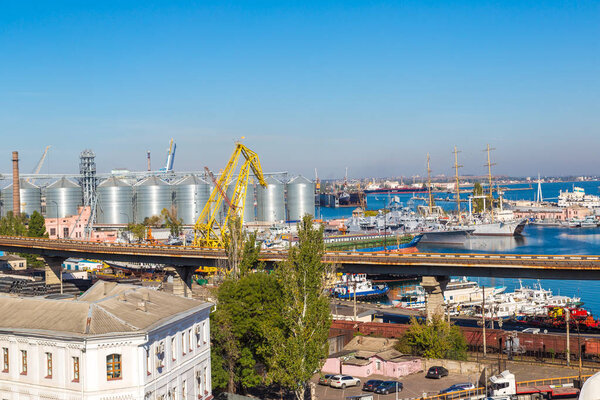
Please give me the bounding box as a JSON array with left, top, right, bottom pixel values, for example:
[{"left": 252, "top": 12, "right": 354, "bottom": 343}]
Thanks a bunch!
[{"left": 313, "top": 360, "right": 593, "bottom": 399}]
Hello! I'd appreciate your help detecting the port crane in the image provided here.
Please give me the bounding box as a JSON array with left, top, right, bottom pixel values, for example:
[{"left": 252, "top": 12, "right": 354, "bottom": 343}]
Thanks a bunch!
[
  {"left": 27, "top": 145, "right": 51, "bottom": 184},
  {"left": 193, "top": 141, "right": 267, "bottom": 248}
]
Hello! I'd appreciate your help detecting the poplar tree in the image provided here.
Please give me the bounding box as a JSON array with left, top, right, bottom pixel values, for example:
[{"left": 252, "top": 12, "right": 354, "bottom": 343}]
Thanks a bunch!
[{"left": 263, "top": 215, "right": 331, "bottom": 400}]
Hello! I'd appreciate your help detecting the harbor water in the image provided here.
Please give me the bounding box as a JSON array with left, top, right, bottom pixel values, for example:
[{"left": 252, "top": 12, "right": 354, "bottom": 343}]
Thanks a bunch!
[{"left": 318, "top": 180, "right": 600, "bottom": 316}]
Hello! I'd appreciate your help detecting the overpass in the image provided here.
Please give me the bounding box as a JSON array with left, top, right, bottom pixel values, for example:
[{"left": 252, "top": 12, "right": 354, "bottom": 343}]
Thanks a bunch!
[{"left": 1, "top": 235, "right": 599, "bottom": 309}]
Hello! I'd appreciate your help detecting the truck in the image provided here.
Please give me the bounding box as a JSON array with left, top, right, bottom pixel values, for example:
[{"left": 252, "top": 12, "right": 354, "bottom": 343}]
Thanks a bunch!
[{"left": 488, "top": 370, "right": 580, "bottom": 399}]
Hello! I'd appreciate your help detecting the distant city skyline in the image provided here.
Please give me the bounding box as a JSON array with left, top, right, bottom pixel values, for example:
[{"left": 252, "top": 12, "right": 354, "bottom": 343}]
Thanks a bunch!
[{"left": 1, "top": 1, "right": 598, "bottom": 179}]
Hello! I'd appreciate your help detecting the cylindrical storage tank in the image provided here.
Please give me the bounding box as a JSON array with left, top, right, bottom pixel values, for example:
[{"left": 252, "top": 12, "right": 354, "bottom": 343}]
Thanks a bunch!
[
  {"left": 257, "top": 176, "right": 285, "bottom": 222},
  {"left": 45, "top": 178, "right": 82, "bottom": 218},
  {"left": 286, "top": 175, "right": 315, "bottom": 221},
  {"left": 134, "top": 176, "right": 172, "bottom": 223},
  {"left": 174, "top": 175, "right": 211, "bottom": 225},
  {"left": 1, "top": 179, "right": 42, "bottom": 217},
  {"left": 224, "top": 181, "right": 256, "bottom": 223},
  {"left": 96, "top": 177, "right": 134, "bottom": 224}
]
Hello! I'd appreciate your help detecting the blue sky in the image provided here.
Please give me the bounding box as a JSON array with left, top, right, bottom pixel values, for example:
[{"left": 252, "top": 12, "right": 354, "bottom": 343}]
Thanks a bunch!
[{"left": 0, "top": 1, "right": 598, "bottom": 179}]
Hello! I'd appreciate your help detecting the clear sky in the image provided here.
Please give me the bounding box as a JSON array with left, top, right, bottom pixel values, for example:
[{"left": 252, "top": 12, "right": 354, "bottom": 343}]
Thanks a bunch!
[{"left": 0, "top": 1, "right": 598, "bottom": 179}]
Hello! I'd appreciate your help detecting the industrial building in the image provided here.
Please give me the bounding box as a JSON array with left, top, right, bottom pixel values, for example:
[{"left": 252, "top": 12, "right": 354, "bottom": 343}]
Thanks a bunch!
[
  {"left": 0, "top": 149, "right": 316, "bottom": 234},
  {"left": 0, "top": 281, "right": 212, "bottom": 400}
]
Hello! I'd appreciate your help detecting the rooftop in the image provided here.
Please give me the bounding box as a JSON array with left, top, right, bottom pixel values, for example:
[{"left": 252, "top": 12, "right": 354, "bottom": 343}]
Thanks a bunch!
[{"left": 0, "top": 281, "right": 210, "bottom": 338}]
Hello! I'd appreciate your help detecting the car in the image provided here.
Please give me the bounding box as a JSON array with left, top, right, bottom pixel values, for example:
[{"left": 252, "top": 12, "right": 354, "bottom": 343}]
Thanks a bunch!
[
  {"left": 362, "top": 379, "right": 384, "bottom": 392},
  {"left": 439, "top": 383, "right": 476, "bottom": 394},
  {"left": 318, "top": 374, "right": 335, "bottom": 386},
  {"left": 522, "top": 328, "right": 541, "bottom": 334},
  {"left": 329, "top": 375, "right": 361, "bottom": 389},
  {"left": 426, "top": 366, "right": 449, "bottom": 379},
  {"left": 374, "top": 381, "right": 403, "bottom": 395}
]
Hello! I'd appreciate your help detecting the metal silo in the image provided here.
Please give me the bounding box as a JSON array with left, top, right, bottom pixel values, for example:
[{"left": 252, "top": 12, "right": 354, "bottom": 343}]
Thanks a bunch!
[
  {"left": 1, "top": 179, "right": 42, "bottom": 217},
  {"left": 134, "top": 176, "right": 172, "bottom": 223},
  {"left": 45, "top": 178, "right": 83, "bottom": 218},
  {"left": 174, "top": 175, "right": 211, "bottom": 225},
  {"left": 224, "top": 181, "right": 256, "bottom": 223},
  {"left": 286, "top": 175, "right": 315, "bottom": 221},
  {"left": 257, "top": 176, "right": 285, "bottom": 222},
  {"left": 96, "top": 177, "right": 134, "bottom": 224}
]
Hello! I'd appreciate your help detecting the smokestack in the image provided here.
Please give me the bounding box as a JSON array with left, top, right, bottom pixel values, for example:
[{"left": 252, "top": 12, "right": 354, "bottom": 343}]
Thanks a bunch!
[
  {"left": 147, "top": 151, "right": 151, "bottom": 171},
  {"left": 12, "top": 151, "right": 20, "bottom": 217}
]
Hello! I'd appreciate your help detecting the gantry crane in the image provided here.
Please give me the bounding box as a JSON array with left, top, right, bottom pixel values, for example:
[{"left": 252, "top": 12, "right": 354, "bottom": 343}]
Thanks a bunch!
[{"left": 193, "top": 141, "right": 267, "bottom": 248}]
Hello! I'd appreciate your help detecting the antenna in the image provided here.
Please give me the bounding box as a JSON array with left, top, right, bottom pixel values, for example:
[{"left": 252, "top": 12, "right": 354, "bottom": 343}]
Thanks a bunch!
[
  {"left": 453, "top": 146, "right": 463, "bottom": 215},
  {"left": 483, "top": 144, "right": 496, "bottom": 221},
  {"left": 427, "top": 153, "right": 433, "bottom": 213},
  {"left": 536, "top": 173, "right": 543, "bottom": 203}
]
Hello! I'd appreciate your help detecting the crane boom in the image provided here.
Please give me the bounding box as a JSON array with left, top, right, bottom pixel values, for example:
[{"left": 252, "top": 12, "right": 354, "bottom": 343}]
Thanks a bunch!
[
  {"left": 27, "top": 145, "right": 51, "bottom": 183},
  {"left": 193, "top": 141, "right": 267, "bottom": 248}
]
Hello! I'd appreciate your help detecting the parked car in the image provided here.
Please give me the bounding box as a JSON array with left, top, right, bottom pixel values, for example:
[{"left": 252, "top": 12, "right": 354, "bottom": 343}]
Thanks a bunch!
[
  {"left": 439, "top": 383, "right": 476, "bottom": 394},
  {"left": 426, "top": 366, "right": 449, "bottom": 379},
  {"left": 362, "top": 379, "right": 384, "bottom": 392},
  {"left": 522, "top": 328, "right": 541, "bottom": 334},
  {"left": 374, "top": 381, "right": 403, "bottom": 395},
  {"left": 318, "top": 374, "right": 335, "bottom": 386},
  {"left": 329, "top": 375, "right": 361, "bottom": 389}
]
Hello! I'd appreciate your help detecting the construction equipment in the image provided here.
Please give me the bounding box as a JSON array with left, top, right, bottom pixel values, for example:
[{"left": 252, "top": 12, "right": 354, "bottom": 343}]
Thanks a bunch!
[
  {"left": 193, "top": 141, "right": 267, "bottom": 248},
  {"left": 159, "top": 138, "right": 176, "bottom": 172},
  {"left": 27, "top": 145, "right": 51, "bottom": 184}
]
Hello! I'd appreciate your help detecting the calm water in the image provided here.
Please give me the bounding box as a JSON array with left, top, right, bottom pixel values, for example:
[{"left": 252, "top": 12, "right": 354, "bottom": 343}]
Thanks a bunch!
[{"left": 318, "top": 180, "right": 600, "bottom": 315}]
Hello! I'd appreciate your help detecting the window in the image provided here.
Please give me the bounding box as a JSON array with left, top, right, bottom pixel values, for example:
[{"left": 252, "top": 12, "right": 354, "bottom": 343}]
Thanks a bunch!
[
  {"left": 182, "top": 332, "right": 186, "bottom": 356},
  {"left": 50, "top": 228, "right": 56, "bottom": 236},
  {"left": 20, "top": 350, "right": 27, "bottom": 375},
  {"left": 106, "top": 354, "right": 122, "bottom": 380},
  {"left": 45, "top": 353, "right": 53, "bottom": 378},
  {"left": 188, "top": 329, "right": 193, "bottom": 352},
  {"left": 2, "top": 348, "right": 8, "bottom": 372},
  {"left": 203, "top": 366, "right": 208, "bottom": 394},
  {"left": 146, "top": 348, "right": 151, "bottom": 375},
  {"left": 73, "top": 357, "right": 80, "bottom": 382},
  {"left": 171, "top": 337, "right": 176, "bottom": 361},
  {"left": 63, "top": 227, "right": 69, "bottom": 237},
  {"left": 203, "top": 322, "right": 207, "bottom": 345},
  {"left": 182, "top": 379, "right": 186, "bottom": 399}
]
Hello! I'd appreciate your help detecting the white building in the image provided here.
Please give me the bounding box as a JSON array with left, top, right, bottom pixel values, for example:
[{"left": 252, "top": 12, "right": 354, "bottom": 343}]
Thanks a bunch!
[{"left": 0, "top": 281, "right": 212, "bottom": 400}]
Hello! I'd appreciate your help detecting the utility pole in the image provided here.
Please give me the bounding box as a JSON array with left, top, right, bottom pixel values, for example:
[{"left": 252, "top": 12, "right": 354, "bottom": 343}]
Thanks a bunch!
[
  {"left": 453, "top": 146, "right": 462, "bottom": 215},
  {"left": 482, "top": 285, "right": 487, "bottom": 357},
  {"left": 484, "top": 144, "right": 496, "bottom": 222},
  {"left": 353, "top": 280, "right": 357, "bottom": 322},
  {"left": 565, "top": 309, "right": 570, "bottom": 366},
  {"left": 427, "top": 153, "right": 433, "bottom": 214}
]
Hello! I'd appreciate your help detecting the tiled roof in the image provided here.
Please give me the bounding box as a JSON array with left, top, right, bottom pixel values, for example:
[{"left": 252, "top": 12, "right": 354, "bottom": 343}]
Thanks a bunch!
[{"left": 0, "top": 281, "right": 210, "bottom": 337}]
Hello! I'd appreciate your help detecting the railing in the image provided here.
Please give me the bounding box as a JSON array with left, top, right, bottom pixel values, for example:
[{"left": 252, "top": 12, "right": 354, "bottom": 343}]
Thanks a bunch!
[
  {"left": 419, "top": 387, "right": 485, "bottom": 400},
  {"left": 516, "top": 374, "right": 592, "bottom": 388}
]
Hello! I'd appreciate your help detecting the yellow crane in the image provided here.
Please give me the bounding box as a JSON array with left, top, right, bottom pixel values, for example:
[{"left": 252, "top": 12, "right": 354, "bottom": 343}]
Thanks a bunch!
[{"left": 193, "top": 141, "right": 267, "bottom": 248}]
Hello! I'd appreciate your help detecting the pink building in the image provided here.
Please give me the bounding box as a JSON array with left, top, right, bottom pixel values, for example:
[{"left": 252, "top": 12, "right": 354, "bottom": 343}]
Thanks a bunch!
[
  {"left": 322, "top": 336, "right": 422, "bottom": 378},
  {"left": 45, "top": 206, "right": 119, "bottom": 242},
  {"left": 513, "top": 205, "right": 593, "bottom": 222}
]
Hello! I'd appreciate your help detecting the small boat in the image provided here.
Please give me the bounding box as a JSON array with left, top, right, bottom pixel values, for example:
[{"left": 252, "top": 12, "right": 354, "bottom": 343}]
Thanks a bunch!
[{"left": 331, "top": 273, "right": 390, "bottom": 300}]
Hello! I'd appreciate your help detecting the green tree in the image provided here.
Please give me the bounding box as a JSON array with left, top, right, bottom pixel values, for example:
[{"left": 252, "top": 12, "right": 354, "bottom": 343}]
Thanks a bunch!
[
  {"left": 211, "top": 272, "right": 282, "bottom": 393},
  {"left": 126, "top": 223, "right": 146, "bottom": 241},
  {"left": 0, "top": 212, "right": 28, "bottom": 236},
  {"left": 143, "top": 215, "right": 163, "bottom": 227},
  {"left": 27, "top": 211, "right": 47, "bottom": 238},
  {"left": 223, "top": 216, "right": 245, "bottom": 278},
  {"left": 161, "top": 207, "right": 183, "bottom": 236},
  {"left": 263, "top": 215, "right": 332, "bottom": 400},
  {"left": 396, "top": 315, "right": 467, "bottom": 360},
  {"left": 472, "top": 182, "right": 485, "bottom": 213}
]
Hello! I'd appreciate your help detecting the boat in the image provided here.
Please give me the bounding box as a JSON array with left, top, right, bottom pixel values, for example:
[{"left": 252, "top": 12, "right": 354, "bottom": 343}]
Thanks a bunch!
[
  {"left": 364, "top": 186, "right": 429, "bottom": 194},
  {"left": 461, "top": 210, "right": 527, "bottom": 236},
  {"left": 443, "top": 277, "right": 505, "bottom": 306},
  {"left": 324, "top": 232, "right": 422, "bottom": 252},
  {"left": 558, "top": 186, "right": 600, "bottom": 209},
  {"left": 331, "top": 273, "right": 390, "bottom": 300}
]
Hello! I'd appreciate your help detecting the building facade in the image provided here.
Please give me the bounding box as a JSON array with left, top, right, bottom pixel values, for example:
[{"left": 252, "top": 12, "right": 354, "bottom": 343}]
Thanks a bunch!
[{"left": 0, "top": 281, "right": 212, "bottom": 400}]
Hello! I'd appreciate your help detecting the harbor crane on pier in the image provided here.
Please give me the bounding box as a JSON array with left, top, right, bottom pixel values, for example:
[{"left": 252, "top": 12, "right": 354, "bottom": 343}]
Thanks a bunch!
[{"left": 193, "top": 140, "right": 267, "bottom": 248}]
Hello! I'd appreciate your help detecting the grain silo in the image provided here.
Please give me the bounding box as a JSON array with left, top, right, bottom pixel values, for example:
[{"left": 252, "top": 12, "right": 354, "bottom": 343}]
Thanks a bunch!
[
  {"left": 45, "top": 178, "right": 83, "bottom": 218},
  {"left": 174, "top": 175, "right": 211, "bottom": 225},
  {"left": 286, "top": 175, "right": 315, "bottom": 221},
  {"left": 96, "top": 177, "right": 134, "bottom": 224},
  {"left": 256, "top": 176, "right": 285, "bottom": 222},
  {"left": 134, "top": 176, "right": 172, "bottom": 223},
  {"left": 1, "top": 179, "right": 42, "bottom": 217}
]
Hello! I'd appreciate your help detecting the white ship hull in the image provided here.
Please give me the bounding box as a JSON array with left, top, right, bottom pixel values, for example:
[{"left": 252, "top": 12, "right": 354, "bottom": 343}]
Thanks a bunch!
[{"left": 470, "top": 219, "right": 526, "bottom": 236}]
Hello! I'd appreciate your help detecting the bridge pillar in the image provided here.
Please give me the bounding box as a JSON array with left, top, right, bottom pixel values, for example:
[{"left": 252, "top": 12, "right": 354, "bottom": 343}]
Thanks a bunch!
[
  {"left": 422, "top": 276, "right": 449, "bottom": 322},
  {"left": 168, "top": 266, "right": 193, "bottom": 298},
  {"left": 43, "top": 256, "right": 64, "bottom": 294}
]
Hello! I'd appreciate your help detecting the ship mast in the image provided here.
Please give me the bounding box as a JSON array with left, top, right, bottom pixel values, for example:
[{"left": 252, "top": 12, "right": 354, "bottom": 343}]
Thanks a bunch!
[
  {"left": 427, "top": 153, "right": 433, "bottom": 213},
  {"left": 484, "top": 144, "right": 496, "bottom": 221},
  {"left": 453, "top": 146, "right": 462, "bottom": 215}
]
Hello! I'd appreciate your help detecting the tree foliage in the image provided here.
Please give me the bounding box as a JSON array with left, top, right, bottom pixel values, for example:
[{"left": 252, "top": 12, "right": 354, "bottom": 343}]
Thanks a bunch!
[
  {"left": 0, "top": 212, "right": 28, "bottom": 236},
  {"left": 262, "top": 215, "right": 331, "bottom": 400},
  {"left": 27, "top": 211, "right": 47, "bottom": 238},
  {"left": 161, "top": 207, "right": 183, "bottom": 236},
  {"left": 472, "top": 182, "right": 485, "bottom": 213},
  {"left": 143, "top": 215, "right": 163, "bottom": 227},
  {"left": 126, "top": 223, "right": 146, "bottom": 241},
  {"left": 396, "top": 315, "right": 468, "bottom": 361}
]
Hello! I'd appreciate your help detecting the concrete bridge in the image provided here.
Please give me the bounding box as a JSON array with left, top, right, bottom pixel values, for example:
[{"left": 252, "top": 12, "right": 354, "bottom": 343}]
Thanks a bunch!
[{"left": 1, "top": 235, "right": 599, "bottom": 317}]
